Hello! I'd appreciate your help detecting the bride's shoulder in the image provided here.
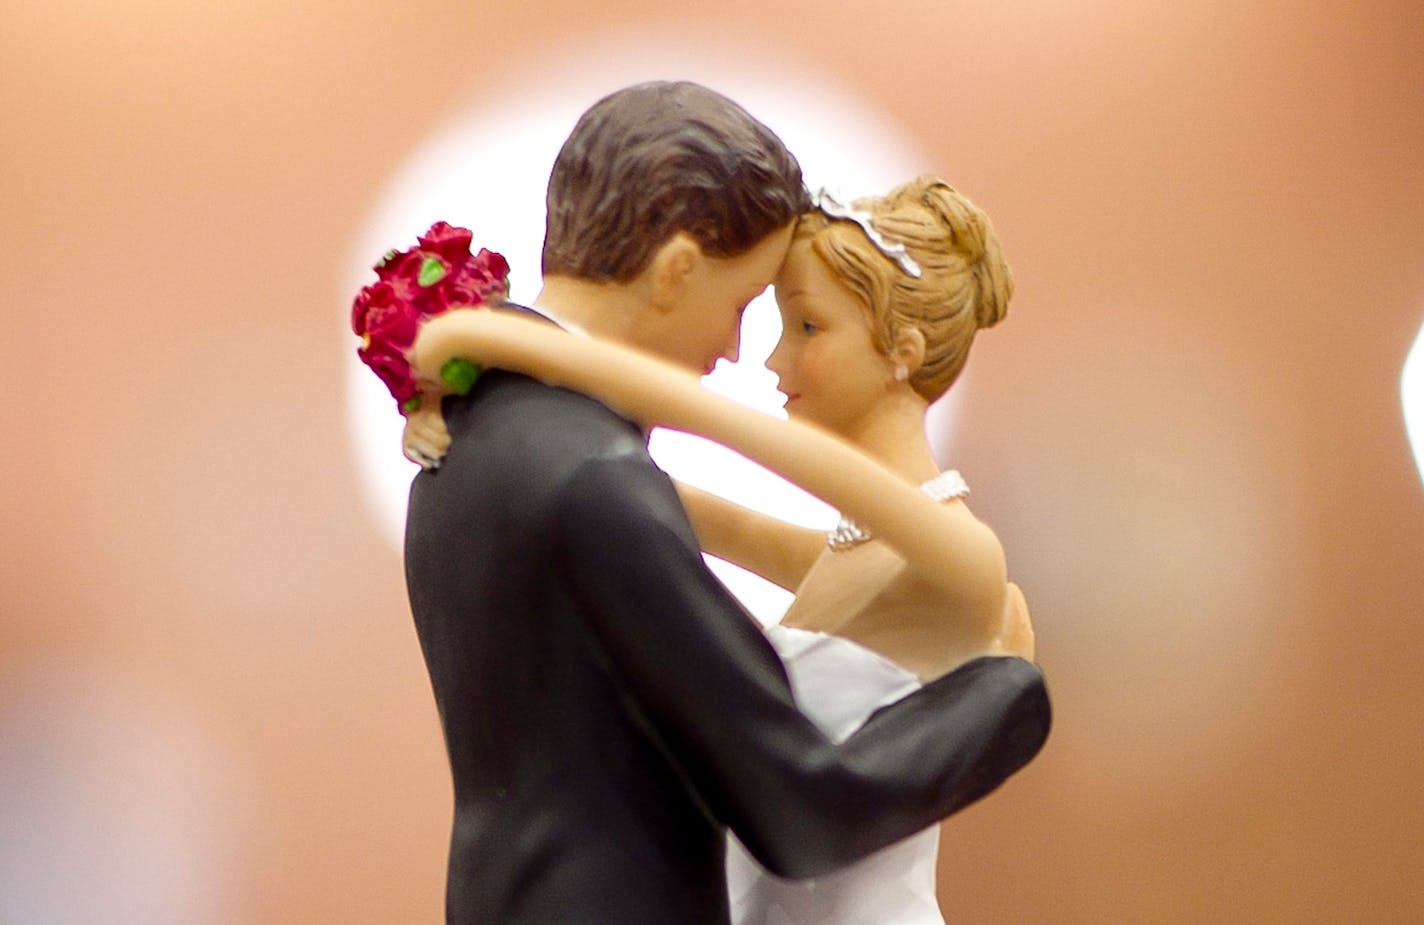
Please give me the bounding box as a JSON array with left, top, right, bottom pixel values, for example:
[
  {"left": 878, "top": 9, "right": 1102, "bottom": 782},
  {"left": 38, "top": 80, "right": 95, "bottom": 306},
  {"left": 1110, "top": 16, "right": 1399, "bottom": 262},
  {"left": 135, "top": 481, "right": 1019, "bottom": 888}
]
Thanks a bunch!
[{"left": 916, "top": 494, "right": 1007, "bottom": 600}]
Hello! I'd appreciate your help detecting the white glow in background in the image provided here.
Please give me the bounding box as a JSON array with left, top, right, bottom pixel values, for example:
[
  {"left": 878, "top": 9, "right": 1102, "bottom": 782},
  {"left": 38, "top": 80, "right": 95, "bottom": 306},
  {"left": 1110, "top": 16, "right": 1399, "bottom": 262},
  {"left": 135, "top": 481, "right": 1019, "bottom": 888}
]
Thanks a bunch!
[
  {"left": 0, "top": 660, "right": 251, "bottom": 924},
  {"left": 1404, "top": 318, "right": 1424, "bottom": 486},
  {"left": 342, "top": 40, "right": 942, "bottom": 622}
]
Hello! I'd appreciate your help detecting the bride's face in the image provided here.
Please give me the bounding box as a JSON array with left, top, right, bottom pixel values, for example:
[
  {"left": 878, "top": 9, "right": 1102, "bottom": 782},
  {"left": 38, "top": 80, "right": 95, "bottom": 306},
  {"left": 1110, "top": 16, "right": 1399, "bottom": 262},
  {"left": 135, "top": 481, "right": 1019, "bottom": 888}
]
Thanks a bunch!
[{"left": 767, "top": 239, "right": 895, "bottom": 436}]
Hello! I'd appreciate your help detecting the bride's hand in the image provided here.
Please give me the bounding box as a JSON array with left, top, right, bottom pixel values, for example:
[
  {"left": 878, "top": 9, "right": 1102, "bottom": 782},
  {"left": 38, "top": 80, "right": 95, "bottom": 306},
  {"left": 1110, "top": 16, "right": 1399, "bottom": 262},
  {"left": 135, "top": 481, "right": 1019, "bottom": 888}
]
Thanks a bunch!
[{"left": 403, "top": 398, "right": 452, "bottom": 469}]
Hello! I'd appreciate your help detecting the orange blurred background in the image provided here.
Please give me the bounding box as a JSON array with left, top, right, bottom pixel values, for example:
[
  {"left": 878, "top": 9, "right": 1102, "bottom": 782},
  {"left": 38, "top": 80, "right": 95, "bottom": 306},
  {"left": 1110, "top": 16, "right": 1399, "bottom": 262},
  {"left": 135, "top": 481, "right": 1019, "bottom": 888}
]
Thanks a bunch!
[{"left": 3, "top": 2, "right": 1422, "bottom": 922}]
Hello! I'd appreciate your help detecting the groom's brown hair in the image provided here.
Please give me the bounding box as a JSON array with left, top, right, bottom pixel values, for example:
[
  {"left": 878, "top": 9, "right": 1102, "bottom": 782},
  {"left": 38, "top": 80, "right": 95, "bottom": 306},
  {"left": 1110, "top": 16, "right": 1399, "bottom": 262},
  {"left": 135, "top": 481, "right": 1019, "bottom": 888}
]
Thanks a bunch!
[{"left": 542, "top": 81, "right": 810, "bottom": 283}]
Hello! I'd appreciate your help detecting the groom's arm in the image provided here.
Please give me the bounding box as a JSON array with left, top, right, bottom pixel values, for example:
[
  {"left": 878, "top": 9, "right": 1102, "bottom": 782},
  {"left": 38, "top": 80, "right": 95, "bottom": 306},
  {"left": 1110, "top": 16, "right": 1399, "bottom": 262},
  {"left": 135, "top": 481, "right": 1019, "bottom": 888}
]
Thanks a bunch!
[{"left": 553, "top": 452, "right": 1050, "bottom": 880}]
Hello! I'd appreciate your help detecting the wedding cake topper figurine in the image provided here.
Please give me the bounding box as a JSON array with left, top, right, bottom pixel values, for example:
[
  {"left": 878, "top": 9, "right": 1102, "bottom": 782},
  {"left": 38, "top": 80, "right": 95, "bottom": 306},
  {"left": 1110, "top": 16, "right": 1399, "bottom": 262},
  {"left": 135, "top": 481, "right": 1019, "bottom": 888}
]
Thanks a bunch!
[{"left": 353, "top": 81, "right": 1049, "bottom": 925}]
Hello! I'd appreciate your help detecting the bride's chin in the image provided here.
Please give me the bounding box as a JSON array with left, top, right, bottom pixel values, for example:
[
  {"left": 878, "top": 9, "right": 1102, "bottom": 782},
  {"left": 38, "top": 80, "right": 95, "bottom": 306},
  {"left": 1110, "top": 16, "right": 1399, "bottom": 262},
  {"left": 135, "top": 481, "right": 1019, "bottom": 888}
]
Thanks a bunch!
[{"left": 783, "top": 405, "right": 821, "bottom": 429}]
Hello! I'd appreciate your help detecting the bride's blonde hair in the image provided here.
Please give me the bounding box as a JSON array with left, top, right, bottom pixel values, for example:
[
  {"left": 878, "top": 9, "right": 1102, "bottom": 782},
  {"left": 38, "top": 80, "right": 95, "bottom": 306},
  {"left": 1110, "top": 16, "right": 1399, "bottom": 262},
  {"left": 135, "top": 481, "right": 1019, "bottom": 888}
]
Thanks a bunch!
[{"left": 796, "top": 176, "right": 1013, "bottom": 402}]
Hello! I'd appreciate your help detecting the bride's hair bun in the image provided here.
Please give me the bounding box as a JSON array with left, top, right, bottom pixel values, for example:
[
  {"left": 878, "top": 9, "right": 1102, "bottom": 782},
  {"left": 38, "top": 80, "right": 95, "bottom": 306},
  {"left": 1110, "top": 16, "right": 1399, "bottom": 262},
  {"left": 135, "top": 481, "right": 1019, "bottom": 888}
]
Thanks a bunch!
[{"left": 802, "top": 175, "right": 1013, "bottom": 401}]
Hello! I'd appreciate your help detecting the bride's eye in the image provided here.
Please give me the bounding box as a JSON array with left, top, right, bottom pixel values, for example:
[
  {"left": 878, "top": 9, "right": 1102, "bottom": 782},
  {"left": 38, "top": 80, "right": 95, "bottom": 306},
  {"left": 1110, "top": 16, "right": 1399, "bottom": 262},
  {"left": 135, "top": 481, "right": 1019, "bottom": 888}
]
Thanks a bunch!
[{"left": 802, "top": 320, "right": 818, "bottom": 335}]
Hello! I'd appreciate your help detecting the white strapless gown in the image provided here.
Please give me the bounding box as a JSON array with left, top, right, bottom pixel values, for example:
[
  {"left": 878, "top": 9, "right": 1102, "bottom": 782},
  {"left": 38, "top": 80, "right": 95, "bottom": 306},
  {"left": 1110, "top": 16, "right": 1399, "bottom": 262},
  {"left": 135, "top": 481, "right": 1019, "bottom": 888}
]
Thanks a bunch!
[{"left": 726, "top": 624, "right": 945, "bottom": 925}]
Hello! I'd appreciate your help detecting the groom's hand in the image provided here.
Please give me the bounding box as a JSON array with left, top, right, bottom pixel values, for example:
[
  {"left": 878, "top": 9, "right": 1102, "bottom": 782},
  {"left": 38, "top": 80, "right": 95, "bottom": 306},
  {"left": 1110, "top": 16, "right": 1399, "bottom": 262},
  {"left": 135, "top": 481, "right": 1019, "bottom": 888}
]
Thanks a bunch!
[{"left": 995, "top": 582, "right": 1036, "bottom": 661}]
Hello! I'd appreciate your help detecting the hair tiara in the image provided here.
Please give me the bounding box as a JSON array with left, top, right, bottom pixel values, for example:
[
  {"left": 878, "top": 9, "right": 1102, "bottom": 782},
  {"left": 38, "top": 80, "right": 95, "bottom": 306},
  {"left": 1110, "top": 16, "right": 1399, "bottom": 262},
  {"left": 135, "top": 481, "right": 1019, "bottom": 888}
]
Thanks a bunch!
[{"left": 811, "top": 188, "right": 922, "bottom": 278}]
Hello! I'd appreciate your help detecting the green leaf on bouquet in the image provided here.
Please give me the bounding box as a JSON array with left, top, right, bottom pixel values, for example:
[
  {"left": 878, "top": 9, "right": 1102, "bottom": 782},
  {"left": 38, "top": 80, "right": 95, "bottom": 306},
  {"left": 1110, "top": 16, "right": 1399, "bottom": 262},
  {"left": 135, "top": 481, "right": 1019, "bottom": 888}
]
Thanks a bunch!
[
  {"left": 418, "top": 256, "right": 448, "bottom": 286},
  {"left": 441, "top": 357, "right": 482, "bottom": 395}
]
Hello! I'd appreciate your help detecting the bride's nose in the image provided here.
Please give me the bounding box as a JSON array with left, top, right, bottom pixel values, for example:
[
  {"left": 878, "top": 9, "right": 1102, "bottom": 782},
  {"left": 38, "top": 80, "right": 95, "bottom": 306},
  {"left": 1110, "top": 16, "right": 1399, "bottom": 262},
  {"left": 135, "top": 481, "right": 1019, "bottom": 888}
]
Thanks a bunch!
[{"left": 765, "top": 335, "right": 789, "bottom": 379}]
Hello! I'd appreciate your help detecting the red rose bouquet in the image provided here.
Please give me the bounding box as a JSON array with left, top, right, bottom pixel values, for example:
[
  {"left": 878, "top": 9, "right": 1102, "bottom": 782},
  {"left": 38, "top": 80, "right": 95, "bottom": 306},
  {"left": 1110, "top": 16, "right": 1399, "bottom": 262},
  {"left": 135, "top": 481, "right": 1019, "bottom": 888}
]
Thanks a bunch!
[{"left": 352, "top": 221, "right": 510, "bottom": 414}]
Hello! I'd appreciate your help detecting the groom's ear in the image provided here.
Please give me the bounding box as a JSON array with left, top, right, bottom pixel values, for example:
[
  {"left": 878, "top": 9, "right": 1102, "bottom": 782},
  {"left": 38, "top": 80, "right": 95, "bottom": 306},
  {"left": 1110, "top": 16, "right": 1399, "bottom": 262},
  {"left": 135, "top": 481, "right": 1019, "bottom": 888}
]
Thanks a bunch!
[{"left": 643, "top": 233, "right": 701, "bottom": 312}]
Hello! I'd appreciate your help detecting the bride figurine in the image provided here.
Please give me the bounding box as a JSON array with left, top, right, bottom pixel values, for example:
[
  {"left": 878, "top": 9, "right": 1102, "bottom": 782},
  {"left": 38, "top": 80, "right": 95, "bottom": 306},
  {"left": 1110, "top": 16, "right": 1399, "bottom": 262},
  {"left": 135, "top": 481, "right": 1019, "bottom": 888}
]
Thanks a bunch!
[{"left": 406, "top": 174, "right": 1036, "bottom": 924}]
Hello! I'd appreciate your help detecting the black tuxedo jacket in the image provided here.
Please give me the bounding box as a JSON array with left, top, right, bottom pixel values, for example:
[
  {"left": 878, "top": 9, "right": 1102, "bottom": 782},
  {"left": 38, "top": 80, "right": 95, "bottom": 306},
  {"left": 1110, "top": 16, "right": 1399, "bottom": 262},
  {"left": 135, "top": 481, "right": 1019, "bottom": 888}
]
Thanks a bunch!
[{"left": 404, "top": 320, "right": 1051, "bottom": 924}]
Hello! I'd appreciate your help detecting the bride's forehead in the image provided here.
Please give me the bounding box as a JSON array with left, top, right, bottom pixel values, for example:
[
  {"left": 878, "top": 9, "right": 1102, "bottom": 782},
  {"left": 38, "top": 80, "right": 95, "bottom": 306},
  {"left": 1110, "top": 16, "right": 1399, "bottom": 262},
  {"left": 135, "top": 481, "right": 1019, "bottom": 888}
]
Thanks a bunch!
[{"left": 775, "top": 240, "right": 827, "bottom": 285}]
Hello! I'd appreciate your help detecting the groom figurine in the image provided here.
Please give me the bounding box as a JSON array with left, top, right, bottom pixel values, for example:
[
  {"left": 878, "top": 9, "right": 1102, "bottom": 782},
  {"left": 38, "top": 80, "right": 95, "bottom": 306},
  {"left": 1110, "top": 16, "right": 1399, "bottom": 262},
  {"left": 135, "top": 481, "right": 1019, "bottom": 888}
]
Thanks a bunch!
[{"left": 404, "top": 81, "right": 1050, "bottom": 924}]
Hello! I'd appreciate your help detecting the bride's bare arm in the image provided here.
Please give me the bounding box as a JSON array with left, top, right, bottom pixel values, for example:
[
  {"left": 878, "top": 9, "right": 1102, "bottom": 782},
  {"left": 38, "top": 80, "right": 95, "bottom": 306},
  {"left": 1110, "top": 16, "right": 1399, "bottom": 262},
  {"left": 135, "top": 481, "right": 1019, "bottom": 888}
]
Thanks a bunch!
[
  {"left": 412, "top": 309, "right": 1006, "bottom": 611},
  {"left": 673, "top": 483, "right": 823, "bottom": 591}
]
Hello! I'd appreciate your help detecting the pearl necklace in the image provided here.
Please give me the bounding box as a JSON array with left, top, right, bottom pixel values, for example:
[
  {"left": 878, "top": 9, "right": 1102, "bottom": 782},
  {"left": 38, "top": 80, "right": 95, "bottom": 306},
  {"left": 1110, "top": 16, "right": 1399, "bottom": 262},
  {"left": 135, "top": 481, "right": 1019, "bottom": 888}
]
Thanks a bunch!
[{"left": 826, "top": 470, "right": 970, "bottom": 551}]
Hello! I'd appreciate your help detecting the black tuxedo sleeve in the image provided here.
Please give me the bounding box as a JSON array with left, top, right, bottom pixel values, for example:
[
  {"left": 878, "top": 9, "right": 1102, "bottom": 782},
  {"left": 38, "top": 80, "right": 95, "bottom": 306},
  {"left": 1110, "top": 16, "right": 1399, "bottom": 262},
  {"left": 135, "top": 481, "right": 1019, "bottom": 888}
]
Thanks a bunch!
[{"left": 553, "top": 451, "right": 1050, "bottom": 879}]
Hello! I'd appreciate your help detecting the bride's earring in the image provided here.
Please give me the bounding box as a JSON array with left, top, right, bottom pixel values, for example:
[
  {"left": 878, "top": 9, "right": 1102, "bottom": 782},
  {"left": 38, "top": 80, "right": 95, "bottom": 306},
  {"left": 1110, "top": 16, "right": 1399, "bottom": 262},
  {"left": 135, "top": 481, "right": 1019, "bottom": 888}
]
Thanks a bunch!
[{"left": 893, "top": 363, "right": 909, "bottom": 382}]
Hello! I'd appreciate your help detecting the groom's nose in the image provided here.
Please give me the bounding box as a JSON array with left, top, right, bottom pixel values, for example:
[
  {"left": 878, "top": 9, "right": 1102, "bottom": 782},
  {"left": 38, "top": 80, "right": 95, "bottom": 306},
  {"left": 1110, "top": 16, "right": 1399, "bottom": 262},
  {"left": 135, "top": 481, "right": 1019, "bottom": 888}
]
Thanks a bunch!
[{"left": 719, "top": 328, "right": 740, "bottom": 365}]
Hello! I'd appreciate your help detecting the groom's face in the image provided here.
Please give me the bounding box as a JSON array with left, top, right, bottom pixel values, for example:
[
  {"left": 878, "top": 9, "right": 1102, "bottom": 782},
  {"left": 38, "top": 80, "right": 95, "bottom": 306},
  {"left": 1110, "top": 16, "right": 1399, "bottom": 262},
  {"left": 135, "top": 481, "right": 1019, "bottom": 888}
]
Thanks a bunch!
[{"left": 661, "top": 222, "right": 796, "bottom": 376}]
